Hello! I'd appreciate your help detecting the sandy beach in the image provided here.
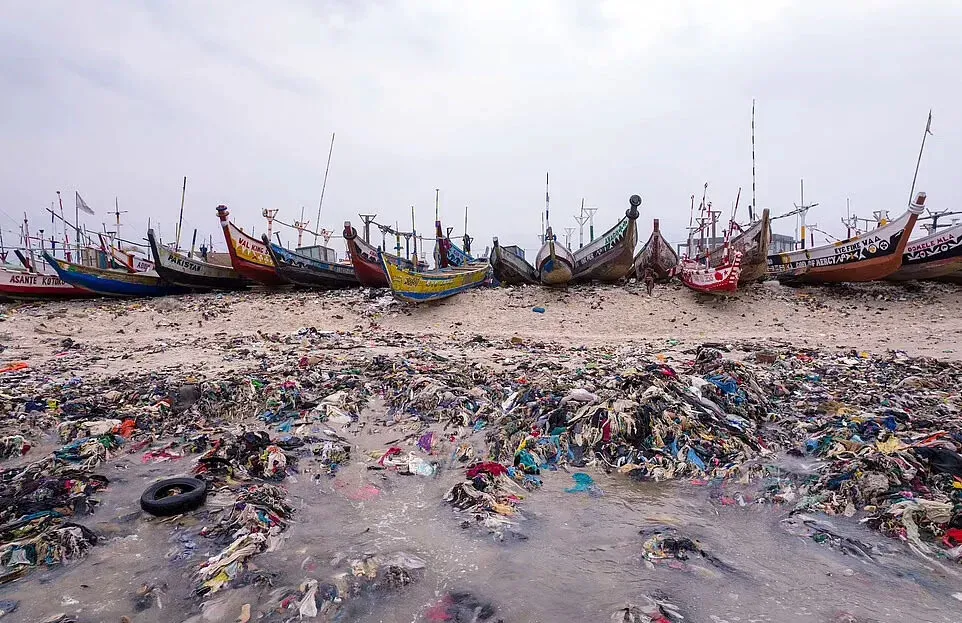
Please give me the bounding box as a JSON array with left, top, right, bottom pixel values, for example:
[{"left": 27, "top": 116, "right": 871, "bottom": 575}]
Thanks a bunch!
[{"left": 3, "top": 280, "right": 961, "bottom": 376}]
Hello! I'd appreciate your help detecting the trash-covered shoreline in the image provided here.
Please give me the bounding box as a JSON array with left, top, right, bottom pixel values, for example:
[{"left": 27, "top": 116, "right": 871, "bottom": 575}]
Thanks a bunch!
[{"left": 2, "top": 288, "right": 962, "bottom": 622}]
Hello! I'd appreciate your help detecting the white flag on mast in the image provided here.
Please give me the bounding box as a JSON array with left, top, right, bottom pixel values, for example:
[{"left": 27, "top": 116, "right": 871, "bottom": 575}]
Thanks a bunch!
[{"left": 75, "top": 192, "right": 95, "bottom": 215}]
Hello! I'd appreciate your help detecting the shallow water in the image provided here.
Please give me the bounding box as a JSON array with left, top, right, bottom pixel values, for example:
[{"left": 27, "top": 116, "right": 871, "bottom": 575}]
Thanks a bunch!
[{"left": 5, "top": 427, "right": 962, "bottom": 623}]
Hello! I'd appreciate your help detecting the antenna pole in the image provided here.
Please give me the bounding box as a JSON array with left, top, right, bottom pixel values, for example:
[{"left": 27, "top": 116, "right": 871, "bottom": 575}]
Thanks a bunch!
[{"left": 314, "top": 132, "right": 336, "bottom": 244}]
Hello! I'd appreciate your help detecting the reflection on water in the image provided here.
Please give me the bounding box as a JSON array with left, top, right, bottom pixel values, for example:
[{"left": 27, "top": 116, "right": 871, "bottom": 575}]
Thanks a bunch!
[{"left": 5, "top": 444, "right": 962, "bottom": 623}]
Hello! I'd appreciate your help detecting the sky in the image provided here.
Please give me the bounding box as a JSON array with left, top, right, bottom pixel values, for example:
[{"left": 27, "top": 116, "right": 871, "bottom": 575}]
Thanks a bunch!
[{"left": 2, "top": 0, "right": 960, "bottom": 260}]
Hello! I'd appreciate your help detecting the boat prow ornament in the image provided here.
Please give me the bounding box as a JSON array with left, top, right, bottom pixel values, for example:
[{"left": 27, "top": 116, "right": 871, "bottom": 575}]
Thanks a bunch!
[{"left": 910, "top": 192, "right": 927, "bottom": 215}]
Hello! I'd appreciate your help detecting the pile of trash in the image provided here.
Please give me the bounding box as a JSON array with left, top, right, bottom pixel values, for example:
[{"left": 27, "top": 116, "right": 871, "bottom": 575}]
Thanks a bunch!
[
  {"left": 0, "top": 451, "right": 108, "bottom": 581},
  {"left": 482, "top": 345, "right": 772, "bottom": 483},
  {"left": 752, "top": 348, "right": 962, "bottom": 561},
  {"left": 444, "top": 461, "right": 532, "bottom": 540},
  {"left": 193, "top": 430, "right": 299, "bottom": 594},
  {"left": 261, "top": 551, "right": 426, "bottom": 620}
]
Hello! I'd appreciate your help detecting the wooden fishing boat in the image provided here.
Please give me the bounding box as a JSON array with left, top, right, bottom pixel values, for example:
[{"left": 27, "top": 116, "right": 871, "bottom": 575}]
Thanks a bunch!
[
  {"left": 631, "top": 219, "right": 677, "bottom": 282},
  {"left": 887, "top": 221, "right": 962, "bottom": 281},
  {"left": 263, "top": 236, "right": 358, "bottom": 289},
  {"left": 0, "top": 267, "right": 87, "bottom": 299},
  {"left": 536, "top": 227, "right": 575, "bottom": 287},
  {"left": 381, "top": 252, "right": 489, "bottom": 302},
  {"left": 103, "top": 238, "right": 155, "bottom": 273},
  {"left": 43, "top": 253, "right": 188, "bottom": 297},
  {"left": 571, "top": 195, "right": 641, "bottom": 283},
  {"left": 489, "top": 238, "right": 537, "bottom": 285},
  {"left": 343, "top": 221, "right": 426, "bottom": 287},
  {"left": 435, "top": 233, "right": 480, "bottom": 267},
  {"left": 768, "top": 192, "right": 926, "bottom": 284},
  {"left": 216, "top": 205, "right": 286, "bottom": 286},
  {"left": 701, "top": 209, "right": 771, "bottom": 285},
  {"left": 148, "top": 229, "right": 249, "bottom": 290},
  {"left": 679, "top": 252, "right": 743, "bottom": 294}
]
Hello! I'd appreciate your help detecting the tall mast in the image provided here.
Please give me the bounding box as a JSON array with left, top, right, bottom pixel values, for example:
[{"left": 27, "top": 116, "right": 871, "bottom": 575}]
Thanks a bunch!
[
  {"left": 314, "top": 132, "right": 336, "bottom": 244},
  {"left": 574, "top": 198, "right": 587, "bottom": 249},
  {"left": 544, "top": 172, "right": 550, "bottom": 238},
  {"left": 411, "top": 205, "right": 417, "bottom": 259},
  {"left": 908, "top": 110, "right": 933, "bottom": 207},
  {"left": 176, "top": 176, "right": 187, "bottom": 251},
  {"left": 750, "top": 99, "right": 756, "bottom": 222}
]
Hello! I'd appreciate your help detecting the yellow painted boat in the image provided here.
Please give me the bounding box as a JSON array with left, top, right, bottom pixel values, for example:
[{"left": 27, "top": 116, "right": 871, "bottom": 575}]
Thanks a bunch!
[{"left": 380, "top": 252, "right": 489, "bottom": 302}]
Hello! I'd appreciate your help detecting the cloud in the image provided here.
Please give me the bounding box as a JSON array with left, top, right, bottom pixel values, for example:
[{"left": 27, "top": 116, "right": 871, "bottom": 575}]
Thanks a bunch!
[{"left": 1, "top": 0, "right": 960, "bottom": 262}]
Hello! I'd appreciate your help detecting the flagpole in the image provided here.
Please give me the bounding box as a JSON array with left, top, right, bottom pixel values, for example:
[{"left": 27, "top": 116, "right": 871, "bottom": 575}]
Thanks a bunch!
[{"left": 909, "top": 110, "right": 933, "bottom": 207}]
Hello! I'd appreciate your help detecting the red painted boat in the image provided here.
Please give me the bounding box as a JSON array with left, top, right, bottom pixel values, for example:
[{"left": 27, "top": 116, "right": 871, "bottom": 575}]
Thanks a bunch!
[
  {"left": 679, "top": 251, "right": 743, "bottom": 295},
  {"left": 343, "top": 221, "right": 427, "bottom": 287},
  {"left": 0, "top": 267, "right": 88, "bottom": 299},
  {"left": 216, "top": 205, "right": 287, "bottom": 286}
]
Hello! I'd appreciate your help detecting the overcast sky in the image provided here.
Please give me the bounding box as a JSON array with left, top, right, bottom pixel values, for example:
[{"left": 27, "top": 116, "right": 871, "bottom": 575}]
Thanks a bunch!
[{"left": 2, "top": 1, "right": 960, "bottom": 259}]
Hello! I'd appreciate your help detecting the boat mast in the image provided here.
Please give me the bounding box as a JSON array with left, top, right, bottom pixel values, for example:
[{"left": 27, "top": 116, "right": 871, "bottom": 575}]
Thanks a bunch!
[
  {"left": 575, "top": 198, "right": 587, "bottom": 249},
  {"left": 750, "top": 99, "right": 756, "bottom": 222},
  {"left": 908, "top": 110, "right": 933, "bottom": 208},
  {"left": 176, "top": 176, "right": 187, "bottom": 252},
  {"left": 544, "top": 172, "right": 550, "bottom": 239},
  {"left": 411, "top": 206, "right": 417, "bottom": 261},
  {"left": 315, "top": 132, "right": 336, "bottom": 245},
  {"left": 799, "top": 180, "right": 807, "bottom": 250},
  {"left": 462, "top": 206, "right": 471, "bottom": 254}
]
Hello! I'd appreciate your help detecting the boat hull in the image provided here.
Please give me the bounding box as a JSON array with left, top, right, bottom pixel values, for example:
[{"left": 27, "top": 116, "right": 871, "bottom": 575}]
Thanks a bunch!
[
  {"left": 0, "top": 268, "right": 87, "bottom": 299},
  {"left": 148, "top": 229, "right": 249, "bottom": 290},
  {"left": 44, "top": 253, "right": 187, "bottom": 297},
  {"left": 435, "top": 238, "right": 477, "bottom": 268},
  {"left": 571, "top": 201, "right": 640, "bottom": 283},
  {"left": 216, "top": 206, "right": 286, "bottom": 286},
  {"left": 632, "top": 219, "right": 677, "bottom": 282},
  {"left": 265, "top": 238, "right": 358, "bottom": 289},
  {"left": 381, "top": 253, "right": 489, "bottom": 302},
  {"left": 888, "top": 223, "right": 962, "bottom": 281},
  {"left": 679, "top": 252, "right": 743, "bottom": 295},
  {"left": 343, "top": 222, "right": 425, "bottom": 287},
  {"left": 536, "top": 238, "right": 575, "bottom": 287},
  {"left": 702, "top": 209, "right": 770, "bottom": 285},
  {"left": 490, "top": 239, "right": 537, "bottom": 285},
  {"left": 768, "top": 199, "right": 923, "bottom": 284}
]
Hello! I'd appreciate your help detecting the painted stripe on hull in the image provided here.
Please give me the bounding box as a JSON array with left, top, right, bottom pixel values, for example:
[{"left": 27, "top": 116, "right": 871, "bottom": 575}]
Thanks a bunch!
[{"left": 44, "top": 254, "right": 186, "bottom": 297}]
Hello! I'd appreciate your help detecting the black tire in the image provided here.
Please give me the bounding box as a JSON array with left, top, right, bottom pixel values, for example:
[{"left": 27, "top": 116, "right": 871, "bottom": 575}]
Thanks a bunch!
[{"left": 140, "top": 477, "right": 207, "bottom": 516}]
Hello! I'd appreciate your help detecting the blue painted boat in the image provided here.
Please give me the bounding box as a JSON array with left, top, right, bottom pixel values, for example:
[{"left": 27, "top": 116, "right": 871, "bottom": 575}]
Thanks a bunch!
[
  {"left": 44, "top": 252, "right": 189, "bottom": 297},
  {"left": 262, "top": 236, "right": 358, "bottom": 289}
]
